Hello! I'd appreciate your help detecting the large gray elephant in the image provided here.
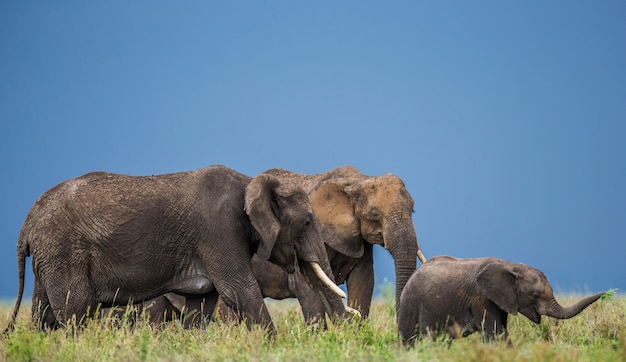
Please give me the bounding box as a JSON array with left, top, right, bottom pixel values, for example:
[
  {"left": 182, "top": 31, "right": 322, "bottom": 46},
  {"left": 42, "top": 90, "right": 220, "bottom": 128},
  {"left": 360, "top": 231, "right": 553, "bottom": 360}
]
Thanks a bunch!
[
  {"left": 214, "top": 166, "right": 426, "bottom": 324},
  {"left": 397, "top": 256, "right": 605, "bottom": 346},
  {"left": 5, "top": 165, "right": 352, "bottom": 336}
]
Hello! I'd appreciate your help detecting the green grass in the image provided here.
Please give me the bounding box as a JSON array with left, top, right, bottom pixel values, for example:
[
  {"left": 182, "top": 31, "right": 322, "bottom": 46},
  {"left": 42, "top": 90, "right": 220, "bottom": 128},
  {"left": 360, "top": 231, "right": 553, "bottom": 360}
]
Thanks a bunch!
[{"left": 1, "top": 292, "right": 624, "bottom": 361}]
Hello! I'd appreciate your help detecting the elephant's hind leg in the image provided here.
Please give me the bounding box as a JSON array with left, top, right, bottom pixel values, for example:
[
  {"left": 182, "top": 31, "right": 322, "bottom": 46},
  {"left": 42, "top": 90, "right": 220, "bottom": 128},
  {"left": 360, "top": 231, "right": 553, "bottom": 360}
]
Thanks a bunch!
[
  {"left": 45, "top": 273, "right": 97, "bottom": 328},
  {"left": 32, "top": 279, "right": 58, "bottom": 330}
]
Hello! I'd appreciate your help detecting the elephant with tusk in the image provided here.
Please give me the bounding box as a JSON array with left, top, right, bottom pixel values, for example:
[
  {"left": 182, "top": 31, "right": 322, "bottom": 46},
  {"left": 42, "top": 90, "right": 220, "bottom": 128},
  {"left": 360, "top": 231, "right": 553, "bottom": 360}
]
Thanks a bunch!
[
  {"left": 397, "top": 256, "right": 605, "bottom": 346},
  {"left": 4, "top": 165, "right": 352, "bottom": 336}
]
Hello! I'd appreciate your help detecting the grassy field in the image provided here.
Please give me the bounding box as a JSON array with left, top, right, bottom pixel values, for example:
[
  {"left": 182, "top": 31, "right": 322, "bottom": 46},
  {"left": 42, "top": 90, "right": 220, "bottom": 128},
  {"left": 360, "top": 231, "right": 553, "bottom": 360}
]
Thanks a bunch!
[{"left": 1, "top": 291, "right": 623, "bottom": 361}]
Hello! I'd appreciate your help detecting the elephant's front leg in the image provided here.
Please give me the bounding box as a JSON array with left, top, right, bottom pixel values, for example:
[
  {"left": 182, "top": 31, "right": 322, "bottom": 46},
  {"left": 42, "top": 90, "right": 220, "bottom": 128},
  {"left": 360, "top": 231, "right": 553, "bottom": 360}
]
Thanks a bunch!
[
  {"left": 290, "top": 271, "right": 326, "bottom": 327},
  {"left": 251, "top": 256, "right": 325, "bottom": 326},
  {"left": 203, "top": 250, "right": 275, "bottom": 336},
  {"left": 476, "top": 306, "right": 510, "bottom": 345},
  {"left": 223, "top": 276, "right": 274, "bottom": 335},
  {"left": 345, "top": 243, "right": 374, "bottom": 318}
]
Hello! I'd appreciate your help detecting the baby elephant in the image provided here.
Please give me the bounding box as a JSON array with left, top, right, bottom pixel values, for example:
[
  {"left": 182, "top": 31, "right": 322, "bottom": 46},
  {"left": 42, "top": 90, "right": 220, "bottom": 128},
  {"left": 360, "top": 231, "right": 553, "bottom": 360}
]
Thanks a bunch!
[{"left": 398, "top": 256, "right": 605, "bottom": 345}]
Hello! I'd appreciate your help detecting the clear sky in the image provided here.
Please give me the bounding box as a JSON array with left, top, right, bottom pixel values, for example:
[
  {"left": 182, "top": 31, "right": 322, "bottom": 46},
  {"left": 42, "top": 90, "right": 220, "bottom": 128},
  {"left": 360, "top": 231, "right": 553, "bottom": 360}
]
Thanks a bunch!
[{"left": 1, "top": 1, "right": 624, "bottom": 299}]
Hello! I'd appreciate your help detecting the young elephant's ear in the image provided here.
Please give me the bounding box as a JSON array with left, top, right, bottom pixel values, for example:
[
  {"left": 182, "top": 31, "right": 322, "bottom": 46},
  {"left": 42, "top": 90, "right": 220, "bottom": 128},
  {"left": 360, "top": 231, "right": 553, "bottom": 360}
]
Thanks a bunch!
[
  {"left": 163, "top": 293, "right": 187, "bottom": 312},
  {"left": 476, "top": 261, "right": 519, "bottom": 315},
  {"left": 309, "top": 177, "right": 364, "bottom": 258},
  {"left": 245, "top": 173, "right": 281, "bottom": 260}
]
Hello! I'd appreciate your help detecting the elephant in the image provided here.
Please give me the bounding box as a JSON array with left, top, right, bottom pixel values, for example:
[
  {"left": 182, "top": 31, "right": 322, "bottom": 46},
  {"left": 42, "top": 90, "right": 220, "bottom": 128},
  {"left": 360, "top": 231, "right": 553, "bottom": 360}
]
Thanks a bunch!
[
  {"left": 305, "top": 166, "right": 427, "bottom": 319},
  {"left": 5, "top": 165, "right": 353, "bottom": 336},
  {"left": 397, "top": 256, "right": 605, "bottom": 346}
]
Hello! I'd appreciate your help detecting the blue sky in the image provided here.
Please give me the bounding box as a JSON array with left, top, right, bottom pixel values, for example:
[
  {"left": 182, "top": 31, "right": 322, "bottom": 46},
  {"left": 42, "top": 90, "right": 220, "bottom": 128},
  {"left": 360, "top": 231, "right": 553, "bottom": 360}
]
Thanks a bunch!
[{"left": 1, "top": 1, "right": 624, "bottom": 299}]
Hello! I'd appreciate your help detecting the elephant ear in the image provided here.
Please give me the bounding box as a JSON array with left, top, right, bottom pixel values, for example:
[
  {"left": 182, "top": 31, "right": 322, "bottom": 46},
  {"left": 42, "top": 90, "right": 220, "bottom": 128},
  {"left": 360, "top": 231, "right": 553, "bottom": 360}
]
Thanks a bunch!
[
  {"left": 245, "top": 173, "right": 281, "bottom": 260},
  {"left": 309, "top": 178, "right": 364, "bottom": 258},
  {"left": 476, "top": 261, "right": 519, "bottom": 315},
  {"left": 163, "top": 292, "right": 187, "bottom": 312}
]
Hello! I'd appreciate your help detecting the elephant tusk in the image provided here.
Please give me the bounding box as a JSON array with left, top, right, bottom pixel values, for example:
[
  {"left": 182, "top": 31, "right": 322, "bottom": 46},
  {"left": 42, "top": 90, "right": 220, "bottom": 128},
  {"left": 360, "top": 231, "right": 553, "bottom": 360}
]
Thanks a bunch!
[
  {"left": 310, "top": 262, "right": 347, "bottom": 299},
  {"left": 417, "top": 250, "right": 427, "bottom": 263},
  {"left": 345, "top": 305, "right": 361, "bottom": 318}
]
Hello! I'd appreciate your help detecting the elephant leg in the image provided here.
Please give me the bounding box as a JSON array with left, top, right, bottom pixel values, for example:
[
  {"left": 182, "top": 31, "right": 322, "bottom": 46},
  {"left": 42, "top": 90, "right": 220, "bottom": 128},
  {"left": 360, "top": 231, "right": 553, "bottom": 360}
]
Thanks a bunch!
[
  {"left": 46, "top": 272, "right": 96, "bottom": 328},
  {"left": 221, "top": 286, "right": 272, "bottom": 335},
  {"left": 212, "top": 257, "right": 277, "bottom": 326},
  {"left": 475, "top": 306, "right": 509, "bottom": 343},
  {"left": 345, "top": 243, "right": 374, "bottom": 318},
  {"left": 397, "top": 299, "right": 421, "bottom": 345},
  {"left": 213, "top": 295, "right": 240, "bottom": 324},
  {"left": 412, "top": 307, "right": 439, "bottom": 341},
  {"left": 290, "top": 271, "right": 326, "bottom": 327},
  {"left": 138, "top": 295, "right": 179, "bottom": 325},
  {"left": 221, "top": 278, "right": 272, "bottom": 333},
  {"left": 32, "top": 278, "right": 58, "bottom": 330},
  {"left": 250, "top": 256, "right": 325, "bottom": 326},
  {"left": 200, "top": 248, "right": 275, "bottom": 335},
  {"left": 181, "top": 292, "right": 219, "bottom": 328}
]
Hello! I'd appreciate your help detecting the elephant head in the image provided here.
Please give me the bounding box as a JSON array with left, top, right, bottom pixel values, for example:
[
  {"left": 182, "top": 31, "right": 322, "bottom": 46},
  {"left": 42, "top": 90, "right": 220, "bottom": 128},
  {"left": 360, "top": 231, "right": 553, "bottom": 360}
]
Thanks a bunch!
[
  {"left": 245, "top": 171, "right": 348, "bottom": 313},
  {"left": 309, "top": 172, "right": 426, "bottom": 313},
  {"left": 476, "top": 261, "right": 605, "bottom": 324}
]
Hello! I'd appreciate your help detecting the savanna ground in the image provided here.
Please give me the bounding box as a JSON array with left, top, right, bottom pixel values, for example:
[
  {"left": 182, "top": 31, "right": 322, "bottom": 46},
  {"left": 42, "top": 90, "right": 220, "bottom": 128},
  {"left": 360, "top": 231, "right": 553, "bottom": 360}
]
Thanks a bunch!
[{"left": 1, "top": 288, "right": 623, "bottom": 362}]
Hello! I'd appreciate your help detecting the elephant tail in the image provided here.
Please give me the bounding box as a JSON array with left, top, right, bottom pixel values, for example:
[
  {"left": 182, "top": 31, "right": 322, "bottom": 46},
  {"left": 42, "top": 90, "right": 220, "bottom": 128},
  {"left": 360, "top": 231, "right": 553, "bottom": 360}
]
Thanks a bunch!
[{"left": 4, "top": 240, "right": 29, "bottom": 334}]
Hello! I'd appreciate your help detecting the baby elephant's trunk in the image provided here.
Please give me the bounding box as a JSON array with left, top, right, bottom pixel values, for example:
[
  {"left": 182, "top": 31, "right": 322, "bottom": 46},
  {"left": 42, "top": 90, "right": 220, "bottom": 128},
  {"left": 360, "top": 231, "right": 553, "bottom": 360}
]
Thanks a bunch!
[{"left": 545, "top": 292, "right": 604, "bottom": 319}]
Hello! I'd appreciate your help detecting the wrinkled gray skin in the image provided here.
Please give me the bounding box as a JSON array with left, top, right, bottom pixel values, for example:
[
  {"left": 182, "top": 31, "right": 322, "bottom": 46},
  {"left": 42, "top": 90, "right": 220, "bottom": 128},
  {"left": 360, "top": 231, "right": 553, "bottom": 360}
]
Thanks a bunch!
[
  {"left": 398, "top": 256, "right": 605, "bottom": 346},
  {"left": 141, "top": 166, "right": 425, "bottom": 327},
  {"left": 5, "top": 165, "right": 352, "bottom": 336}
]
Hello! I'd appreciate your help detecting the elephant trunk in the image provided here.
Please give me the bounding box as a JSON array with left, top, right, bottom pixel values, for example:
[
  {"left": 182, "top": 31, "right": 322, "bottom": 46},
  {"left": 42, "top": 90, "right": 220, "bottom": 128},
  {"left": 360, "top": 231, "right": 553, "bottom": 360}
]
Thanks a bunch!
[
  {"left": 544, "top": 292, "right": 604, "bottom": 320},
  {"left": 384, "top": 212, "right": 420, "bottom": 312}
]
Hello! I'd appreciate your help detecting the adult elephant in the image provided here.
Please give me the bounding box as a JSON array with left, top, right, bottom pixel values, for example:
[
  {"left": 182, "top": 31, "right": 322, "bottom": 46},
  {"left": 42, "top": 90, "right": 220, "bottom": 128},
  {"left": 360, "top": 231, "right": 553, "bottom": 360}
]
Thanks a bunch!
[
  {"left": 397, "top": 256, "right": 605, "bottom": 346},
  {"left": 5, "top": 165, "right": 351, "bottom": 336},
  {"left": 216, "top": 166, "right": 426, "bottom": 323},
  {"left": 306, "top": 166, "right": 427, "bottom": 318}
]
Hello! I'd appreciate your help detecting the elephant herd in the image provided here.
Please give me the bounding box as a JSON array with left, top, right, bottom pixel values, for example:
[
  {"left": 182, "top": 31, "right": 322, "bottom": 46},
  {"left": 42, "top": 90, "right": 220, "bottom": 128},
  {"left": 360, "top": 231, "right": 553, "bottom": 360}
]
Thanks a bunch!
[{"left": 4, "top": 164, "right": 604, "bottom": 346}]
